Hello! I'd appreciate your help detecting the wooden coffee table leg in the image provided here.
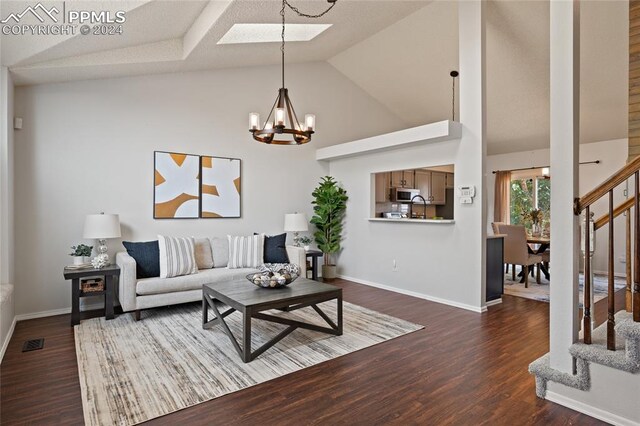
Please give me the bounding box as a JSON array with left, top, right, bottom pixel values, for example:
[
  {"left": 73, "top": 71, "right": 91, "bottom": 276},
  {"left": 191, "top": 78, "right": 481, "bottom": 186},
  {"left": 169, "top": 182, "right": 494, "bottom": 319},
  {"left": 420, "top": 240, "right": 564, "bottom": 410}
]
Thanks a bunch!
[
  {"left": 242, "top": 309, "right": 252, "bottom": 363},
  {"left": 202, "top": 295, "right": 208, "bottom": 326},
  {"left": 337, "top": 294, "right": 343, "bottom": 336}
]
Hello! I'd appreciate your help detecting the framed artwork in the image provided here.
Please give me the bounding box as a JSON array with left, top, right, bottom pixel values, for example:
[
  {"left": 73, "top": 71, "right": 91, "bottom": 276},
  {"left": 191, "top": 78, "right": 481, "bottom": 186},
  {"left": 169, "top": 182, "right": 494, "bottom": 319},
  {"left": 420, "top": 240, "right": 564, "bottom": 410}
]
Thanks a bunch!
[
  {"left": 154, "top": 151, "right": 200, "bottom": 219},
  {"left": 200, "top": 156, "right": 241, "bottom": 218}
]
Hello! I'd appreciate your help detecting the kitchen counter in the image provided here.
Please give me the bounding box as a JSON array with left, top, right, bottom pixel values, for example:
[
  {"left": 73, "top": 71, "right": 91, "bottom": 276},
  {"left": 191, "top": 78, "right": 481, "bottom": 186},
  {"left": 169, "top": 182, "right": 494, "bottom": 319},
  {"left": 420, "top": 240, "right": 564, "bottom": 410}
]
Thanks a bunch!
[{"left": 368, "top": 218, "right": 455, "bottom": 224}]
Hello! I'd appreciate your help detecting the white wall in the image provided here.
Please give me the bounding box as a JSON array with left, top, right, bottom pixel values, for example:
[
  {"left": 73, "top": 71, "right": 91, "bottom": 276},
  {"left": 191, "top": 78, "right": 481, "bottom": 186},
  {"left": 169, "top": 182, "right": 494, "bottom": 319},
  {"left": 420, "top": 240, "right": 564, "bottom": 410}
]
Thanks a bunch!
[
  {"left": 486, "top": 138, "right": 629, "bottom": 275},
  {"left": 1, "top": 67, "right": 14, "bottom": 287},
  {"left": 325, "top": 1, "right": 487, "bottom": 313},
  {"left": 547, "top": 362, "right": 640, "bottom": 425},
  {"left": 13, "top": 62, "right": 404, "bottom": 316},
  {"left": 329, "top": 1, "right": 459, "bottom": 127},
  {"left": 1, "top": 66, "right": 16, "bottom": 358},
  {"left": 328, "top": 138, "right": 486, "bottom": 312}
]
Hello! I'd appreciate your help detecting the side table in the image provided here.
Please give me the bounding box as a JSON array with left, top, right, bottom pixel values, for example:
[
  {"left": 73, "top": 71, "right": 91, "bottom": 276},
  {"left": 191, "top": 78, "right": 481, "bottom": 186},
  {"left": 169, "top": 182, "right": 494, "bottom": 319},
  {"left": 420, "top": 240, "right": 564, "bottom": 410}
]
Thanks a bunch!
[
  {"left": 63, "top": 264, "right": 120, "bottom": 326},
  {"left": 305, "top": 249, "right": 323, "bottom": 281}
]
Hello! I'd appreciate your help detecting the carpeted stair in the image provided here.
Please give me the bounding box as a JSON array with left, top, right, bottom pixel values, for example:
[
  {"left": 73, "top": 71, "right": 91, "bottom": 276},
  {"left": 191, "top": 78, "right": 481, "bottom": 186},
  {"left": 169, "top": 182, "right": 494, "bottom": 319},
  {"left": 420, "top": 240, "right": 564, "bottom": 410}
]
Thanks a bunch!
[{"left": 529, "top": 310, "right": 640, "bottom": 398}]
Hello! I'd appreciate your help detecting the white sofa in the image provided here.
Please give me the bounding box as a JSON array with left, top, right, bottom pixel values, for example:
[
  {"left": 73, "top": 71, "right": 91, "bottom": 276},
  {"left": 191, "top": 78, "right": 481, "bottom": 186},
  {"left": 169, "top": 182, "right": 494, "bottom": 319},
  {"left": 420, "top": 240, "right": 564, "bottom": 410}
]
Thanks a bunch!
[{"left": 116, "top": 245, "right": 306, "bottom": 320}]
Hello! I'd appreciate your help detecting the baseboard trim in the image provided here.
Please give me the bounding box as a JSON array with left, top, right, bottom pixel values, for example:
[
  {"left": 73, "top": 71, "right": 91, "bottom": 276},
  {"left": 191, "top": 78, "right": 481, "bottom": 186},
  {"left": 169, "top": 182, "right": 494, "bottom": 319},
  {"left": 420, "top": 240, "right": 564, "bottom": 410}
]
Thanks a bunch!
[
  {"left": 546, "top": 391, "right": 640, "bottom": 426},
  {"left": 0, "top": 316, "right": 16, "bottom": 364},
  {"left": 15, "top": 303, "right": 105, "bottom": 322},
  {"left": 486, "top": 298, "right": 502, "bottom": 307},
  {"left": 592, "top": 270, "right": 627, "bottom": 279},
  {"left": 337, "top": 274, "right": 486, "bottom": 313}
]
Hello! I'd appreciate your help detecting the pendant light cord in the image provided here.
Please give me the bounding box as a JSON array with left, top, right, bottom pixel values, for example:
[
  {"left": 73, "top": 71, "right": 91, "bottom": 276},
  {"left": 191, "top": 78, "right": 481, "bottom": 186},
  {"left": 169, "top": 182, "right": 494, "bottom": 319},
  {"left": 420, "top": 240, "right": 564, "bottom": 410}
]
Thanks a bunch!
[
  {"left": 452, "top": 78, "right": 455, "bottom": 121},
  {"left": 450, "top": 70, "right": 459, "bottom": 122}
]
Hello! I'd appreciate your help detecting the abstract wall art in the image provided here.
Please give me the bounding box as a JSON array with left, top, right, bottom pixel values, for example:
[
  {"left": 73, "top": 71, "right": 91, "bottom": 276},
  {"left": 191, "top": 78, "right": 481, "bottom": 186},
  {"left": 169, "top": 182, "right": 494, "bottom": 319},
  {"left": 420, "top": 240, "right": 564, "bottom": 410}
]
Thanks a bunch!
[
  {"left": 154, "top": 151, "right": 200, "bottom": 219},
  {"left": 200, "top": 156, "right": 241, "bottom": 218}
]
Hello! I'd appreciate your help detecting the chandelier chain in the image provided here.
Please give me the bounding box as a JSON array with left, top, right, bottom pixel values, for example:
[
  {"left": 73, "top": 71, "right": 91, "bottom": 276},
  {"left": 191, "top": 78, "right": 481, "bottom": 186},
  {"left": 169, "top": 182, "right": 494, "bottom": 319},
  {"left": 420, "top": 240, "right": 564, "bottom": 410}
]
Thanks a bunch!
[
  {"left": 283, "top": 0, "right": 336, "bottom": 19},
  {"left": 252, "top": 0, "right": 336, "bottom": 144},
  {"left": 281, "top": 0, "right": 286, "bottom": 89}
]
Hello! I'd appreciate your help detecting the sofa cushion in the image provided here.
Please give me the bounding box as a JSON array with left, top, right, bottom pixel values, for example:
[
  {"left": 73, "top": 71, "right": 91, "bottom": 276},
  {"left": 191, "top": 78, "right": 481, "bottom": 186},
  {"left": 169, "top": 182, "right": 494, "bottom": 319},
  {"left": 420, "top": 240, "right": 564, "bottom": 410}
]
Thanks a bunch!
[
  {"left": 228, "top": 235, "right": 264, "bottom": 269},
  {"left": 136, "top": 267, "right": 258, "bottom": 295},
  {"left": 158, "top": 235, "right": 198, "bottom": 278},
  {"left": 122, "top": 240, "right": 160, "bottom": 278},
  {"left": 193, "top": 237, "right": 214, "bottom": 269},
  {"left": 209, "top": 237, "right": 229, "bottom": 268},
  {"left": 256, "top": 233, "right": 289, "bottom": 264}
]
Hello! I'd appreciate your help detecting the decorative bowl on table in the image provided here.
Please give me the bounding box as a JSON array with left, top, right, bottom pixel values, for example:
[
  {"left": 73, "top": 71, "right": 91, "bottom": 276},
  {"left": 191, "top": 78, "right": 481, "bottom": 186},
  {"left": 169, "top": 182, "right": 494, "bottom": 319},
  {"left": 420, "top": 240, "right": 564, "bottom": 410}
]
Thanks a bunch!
[{"left": 247, "top": 263, "right": 301, "bottom": 288}]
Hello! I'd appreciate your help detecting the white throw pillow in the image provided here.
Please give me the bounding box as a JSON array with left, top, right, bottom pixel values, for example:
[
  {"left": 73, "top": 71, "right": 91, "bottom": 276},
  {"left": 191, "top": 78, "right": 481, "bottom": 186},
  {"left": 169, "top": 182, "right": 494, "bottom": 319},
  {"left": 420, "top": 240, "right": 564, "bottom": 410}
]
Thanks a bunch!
[
  {"left": 158, "top": 235, "right": 199, "bottom": 278},
  {"left": 228, "top": 235, "right": 264, "bottom": 269}
]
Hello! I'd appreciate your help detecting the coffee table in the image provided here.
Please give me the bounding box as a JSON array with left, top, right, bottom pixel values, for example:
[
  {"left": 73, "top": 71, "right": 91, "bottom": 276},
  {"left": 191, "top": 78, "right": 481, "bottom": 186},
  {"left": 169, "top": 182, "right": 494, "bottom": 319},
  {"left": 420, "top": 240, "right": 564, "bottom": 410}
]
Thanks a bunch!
[{"left": 202, "top": 278, "right": 343, "bottom": 363}]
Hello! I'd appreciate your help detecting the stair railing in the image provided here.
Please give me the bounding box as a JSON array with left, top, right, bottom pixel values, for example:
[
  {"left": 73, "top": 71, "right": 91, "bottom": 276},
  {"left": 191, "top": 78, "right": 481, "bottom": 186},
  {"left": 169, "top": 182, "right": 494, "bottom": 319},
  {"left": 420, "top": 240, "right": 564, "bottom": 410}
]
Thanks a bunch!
[{"left": 574, "top": 155, "right": 640, "bottom": 350}]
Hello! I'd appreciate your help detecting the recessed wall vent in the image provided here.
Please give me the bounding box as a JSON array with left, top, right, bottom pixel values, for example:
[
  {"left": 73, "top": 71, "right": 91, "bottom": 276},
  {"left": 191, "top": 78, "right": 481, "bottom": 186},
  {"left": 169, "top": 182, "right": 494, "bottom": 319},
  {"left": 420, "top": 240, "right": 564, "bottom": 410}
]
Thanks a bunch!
[{"left": 22, "top": 338, "right": 45, "bottom": 352}]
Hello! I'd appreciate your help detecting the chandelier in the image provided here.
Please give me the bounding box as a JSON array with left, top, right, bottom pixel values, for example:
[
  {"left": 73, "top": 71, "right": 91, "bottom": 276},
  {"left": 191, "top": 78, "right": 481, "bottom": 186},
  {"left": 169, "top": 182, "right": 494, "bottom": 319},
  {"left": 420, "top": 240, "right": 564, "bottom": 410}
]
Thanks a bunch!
[{"left": 249, "top": 0, "right": 337, "bottom": 145}]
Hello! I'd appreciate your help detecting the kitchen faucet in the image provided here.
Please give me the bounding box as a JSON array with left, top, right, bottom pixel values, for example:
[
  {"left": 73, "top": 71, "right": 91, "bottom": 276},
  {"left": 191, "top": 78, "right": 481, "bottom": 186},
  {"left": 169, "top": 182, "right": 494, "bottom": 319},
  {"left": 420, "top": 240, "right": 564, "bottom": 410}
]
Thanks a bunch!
[{"left": 410, "top": 194, "right": 428, "bottom": 219}]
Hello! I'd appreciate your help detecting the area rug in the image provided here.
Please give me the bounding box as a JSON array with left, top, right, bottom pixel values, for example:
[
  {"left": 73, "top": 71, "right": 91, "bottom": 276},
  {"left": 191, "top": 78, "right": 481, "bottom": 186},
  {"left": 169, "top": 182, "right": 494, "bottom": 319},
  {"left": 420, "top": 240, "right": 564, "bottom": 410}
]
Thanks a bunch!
[
  {"left": 75, "top": 301, "right": 423, "bottom": 425},
  {"left": 503, "top": 268, "right": 626, "bottom": 303}
]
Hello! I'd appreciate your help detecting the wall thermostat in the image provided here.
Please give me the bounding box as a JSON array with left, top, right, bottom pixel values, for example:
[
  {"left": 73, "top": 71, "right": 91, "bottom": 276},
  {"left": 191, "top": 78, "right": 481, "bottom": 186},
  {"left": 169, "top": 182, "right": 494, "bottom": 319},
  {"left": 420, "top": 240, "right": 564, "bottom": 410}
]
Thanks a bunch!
[{"left": 458, "top": 185, "right": 476, "bottom": 204}]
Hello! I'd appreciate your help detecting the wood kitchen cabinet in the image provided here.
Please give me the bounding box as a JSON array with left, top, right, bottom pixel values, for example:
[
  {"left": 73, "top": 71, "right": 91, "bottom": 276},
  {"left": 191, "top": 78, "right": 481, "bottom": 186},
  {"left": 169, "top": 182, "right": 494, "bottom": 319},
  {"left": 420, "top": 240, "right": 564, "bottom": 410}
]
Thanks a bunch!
[
  {"left": 414, "top": 170, "right": 446, "bottom": 205},
  {"left": 390, "top": 170, "right": 414, "bottom": 188},
  {"left": 375, "top": 172, "right": 390, "bottom": 202},
  {"left": 430, "top": 172, "right": 447, "bottom": 204},
  {"left": 445, "top": 172, "right": 455, "bottom": 189}
]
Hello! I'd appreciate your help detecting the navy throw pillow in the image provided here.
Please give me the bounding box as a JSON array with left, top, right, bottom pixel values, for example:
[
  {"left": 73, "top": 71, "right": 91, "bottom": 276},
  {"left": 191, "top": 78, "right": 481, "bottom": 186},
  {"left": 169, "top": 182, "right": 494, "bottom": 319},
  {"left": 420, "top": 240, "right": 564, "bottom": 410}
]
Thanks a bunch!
[
  {"left": 256, "top": 233, "right": 289, "bottom": 264},
  {"left": 122, "top": 241, "right": 160, "bottom": 279}
]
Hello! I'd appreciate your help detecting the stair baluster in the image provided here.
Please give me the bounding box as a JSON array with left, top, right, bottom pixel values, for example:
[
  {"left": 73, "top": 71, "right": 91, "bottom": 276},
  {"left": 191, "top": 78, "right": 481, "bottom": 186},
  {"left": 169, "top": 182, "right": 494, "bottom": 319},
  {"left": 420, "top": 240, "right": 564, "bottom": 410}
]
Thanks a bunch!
[
  {"left": 626, "top": 210, "right": 632, "bottom": 312},
  {"left": 634, "top": 171, "right": 639, "bottom": 322},
  {"left": 584, "top": 205, "right": 592, "bottom": 344},
  {"left": 607, "top": 190, "right": 616, "bottom": 350}
]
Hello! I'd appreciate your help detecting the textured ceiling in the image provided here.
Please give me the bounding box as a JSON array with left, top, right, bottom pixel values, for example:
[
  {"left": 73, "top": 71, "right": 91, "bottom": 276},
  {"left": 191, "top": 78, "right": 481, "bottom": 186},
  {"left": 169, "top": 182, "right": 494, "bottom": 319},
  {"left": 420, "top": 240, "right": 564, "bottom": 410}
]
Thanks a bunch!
[
  {"left": 0, "top": 0, "right": 427, "bottom": 85},
  {"left": 329, "top": 0, "right": 629, "bottom": 154},
  {"left": 0, "top": 0, "right": 629, "bottom": 154}
]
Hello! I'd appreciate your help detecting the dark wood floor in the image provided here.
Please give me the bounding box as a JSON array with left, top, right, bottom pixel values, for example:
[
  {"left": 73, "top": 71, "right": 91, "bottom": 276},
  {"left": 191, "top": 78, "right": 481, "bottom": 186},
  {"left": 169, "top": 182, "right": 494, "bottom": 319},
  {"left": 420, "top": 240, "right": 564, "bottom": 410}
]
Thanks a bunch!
[{"left": 1, "top": 279, "right": 609, "bottom": 425}]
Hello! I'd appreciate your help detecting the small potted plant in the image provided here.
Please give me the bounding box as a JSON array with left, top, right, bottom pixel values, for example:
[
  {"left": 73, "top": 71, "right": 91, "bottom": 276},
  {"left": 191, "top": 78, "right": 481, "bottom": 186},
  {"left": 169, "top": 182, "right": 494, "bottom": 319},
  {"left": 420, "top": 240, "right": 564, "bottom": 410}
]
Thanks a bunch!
[
  {"left": 70, "top": 244, "right": 93, "bottom": 265},
  {"left": 298, "top": 236, "right": 312, "bottom": 251}
]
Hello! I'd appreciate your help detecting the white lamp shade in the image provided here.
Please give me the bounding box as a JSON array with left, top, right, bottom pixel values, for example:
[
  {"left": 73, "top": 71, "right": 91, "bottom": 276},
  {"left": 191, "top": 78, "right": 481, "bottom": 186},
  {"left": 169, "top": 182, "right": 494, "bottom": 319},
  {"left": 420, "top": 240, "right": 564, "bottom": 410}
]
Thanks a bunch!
[
  {"left": 83, "top": 214, "right": 121, "bottom": 239},
  {"left": 284, "top": 213, "right": 308, "bottom": 232}
]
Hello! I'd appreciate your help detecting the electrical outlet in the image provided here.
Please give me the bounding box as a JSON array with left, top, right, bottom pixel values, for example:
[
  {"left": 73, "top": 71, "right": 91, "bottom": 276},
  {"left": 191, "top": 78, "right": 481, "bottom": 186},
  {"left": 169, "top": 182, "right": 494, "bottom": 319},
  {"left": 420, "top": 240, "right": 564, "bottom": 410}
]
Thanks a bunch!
[
  {"left": 619, "top": 256, "right": 626, "bottom": 264},
  {"left": 392, "top": 259, "right": 398, "bottom": 272}
]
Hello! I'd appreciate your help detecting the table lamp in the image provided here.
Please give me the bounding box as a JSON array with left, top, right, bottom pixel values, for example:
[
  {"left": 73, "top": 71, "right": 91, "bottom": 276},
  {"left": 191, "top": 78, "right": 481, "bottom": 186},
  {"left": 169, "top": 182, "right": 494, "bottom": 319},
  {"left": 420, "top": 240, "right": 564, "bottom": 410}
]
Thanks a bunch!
[
  {"left": 83, "top": 213, "right": 121, "bottom": 265},
  {"left": 284, "top": 213, "right": 308, "bottom": 247}
]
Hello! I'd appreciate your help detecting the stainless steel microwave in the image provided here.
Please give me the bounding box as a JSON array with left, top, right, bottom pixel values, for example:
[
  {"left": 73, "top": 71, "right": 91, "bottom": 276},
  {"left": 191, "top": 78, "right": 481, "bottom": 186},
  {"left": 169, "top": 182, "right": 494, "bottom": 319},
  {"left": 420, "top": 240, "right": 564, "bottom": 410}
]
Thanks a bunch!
[{"left": 390, "top": 187, "right": 420, "bottom": 203}]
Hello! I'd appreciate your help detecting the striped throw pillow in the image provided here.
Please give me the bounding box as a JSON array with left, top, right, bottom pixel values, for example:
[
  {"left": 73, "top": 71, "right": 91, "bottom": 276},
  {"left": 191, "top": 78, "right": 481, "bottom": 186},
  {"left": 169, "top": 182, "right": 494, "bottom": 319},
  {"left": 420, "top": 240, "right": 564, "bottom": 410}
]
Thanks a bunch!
[
  {"left": 228, "top": 235, "right": 264, "bottom": 269},
  {"left": 158, "top": 235, "right": 199, "bottom": 278}
]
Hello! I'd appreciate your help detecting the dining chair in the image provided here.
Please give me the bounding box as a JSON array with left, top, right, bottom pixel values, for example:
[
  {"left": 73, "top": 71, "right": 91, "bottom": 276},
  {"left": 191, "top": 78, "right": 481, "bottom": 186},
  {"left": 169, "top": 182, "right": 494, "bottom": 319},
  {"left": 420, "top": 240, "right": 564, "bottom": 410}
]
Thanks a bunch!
[
  {"left": 491, "top": 222, "right": 504, "bottom": 235},
  {"left": 501, "top": 225, "right": 542, "bottom": 287},
  {"left": 491, "top": 222, "right": 511, "bottom": 274}
]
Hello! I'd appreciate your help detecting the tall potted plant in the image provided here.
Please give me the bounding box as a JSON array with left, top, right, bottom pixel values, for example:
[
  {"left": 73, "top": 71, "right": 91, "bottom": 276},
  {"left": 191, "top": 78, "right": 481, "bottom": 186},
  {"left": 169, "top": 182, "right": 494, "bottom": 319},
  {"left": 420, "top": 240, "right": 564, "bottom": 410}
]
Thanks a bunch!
[{"left": 311, "top": 176, "right": 348, "bottom": 280}]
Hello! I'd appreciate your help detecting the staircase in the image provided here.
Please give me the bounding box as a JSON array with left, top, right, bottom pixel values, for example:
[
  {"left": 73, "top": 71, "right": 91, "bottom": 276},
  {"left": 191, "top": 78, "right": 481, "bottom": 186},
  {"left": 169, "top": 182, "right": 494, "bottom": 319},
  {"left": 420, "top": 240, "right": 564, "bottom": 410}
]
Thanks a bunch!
[{"left": 529, "top": 156, "right": 640, "bottom": 401}]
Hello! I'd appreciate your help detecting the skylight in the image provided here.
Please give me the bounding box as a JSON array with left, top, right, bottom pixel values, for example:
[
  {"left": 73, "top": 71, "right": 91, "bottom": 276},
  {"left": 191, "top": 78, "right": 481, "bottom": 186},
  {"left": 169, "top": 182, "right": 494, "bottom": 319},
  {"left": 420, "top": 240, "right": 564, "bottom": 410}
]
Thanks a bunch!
[{"left": 217, "top": 23, "right": 332, "bottom": 45}]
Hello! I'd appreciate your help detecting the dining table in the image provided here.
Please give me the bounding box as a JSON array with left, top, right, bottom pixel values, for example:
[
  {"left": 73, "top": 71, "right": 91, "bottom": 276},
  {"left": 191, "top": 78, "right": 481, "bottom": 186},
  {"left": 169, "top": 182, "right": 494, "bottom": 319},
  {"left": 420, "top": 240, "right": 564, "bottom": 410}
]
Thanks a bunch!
[{"left": 526, "top": 235, "right": 550, "bottom": 281}]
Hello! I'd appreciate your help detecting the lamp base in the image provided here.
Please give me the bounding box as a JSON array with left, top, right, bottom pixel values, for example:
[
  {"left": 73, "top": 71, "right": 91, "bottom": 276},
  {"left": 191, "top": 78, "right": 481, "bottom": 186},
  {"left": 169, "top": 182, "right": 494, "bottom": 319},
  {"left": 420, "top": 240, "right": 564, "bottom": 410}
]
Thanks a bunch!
[{"left": 96, "top": 239, "right": 110, "bottom": 266}]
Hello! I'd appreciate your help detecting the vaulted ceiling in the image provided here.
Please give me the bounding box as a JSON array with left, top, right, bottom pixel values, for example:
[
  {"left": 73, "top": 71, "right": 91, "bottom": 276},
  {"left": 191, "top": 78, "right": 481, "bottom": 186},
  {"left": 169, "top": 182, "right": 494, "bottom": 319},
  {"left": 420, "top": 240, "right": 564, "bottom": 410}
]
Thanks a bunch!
[
  {"left": 0, "top": 0, "right": 630, "bottom": 154},
  {"left": 0, "top": 0, "right": 426, "bottom": 85}
]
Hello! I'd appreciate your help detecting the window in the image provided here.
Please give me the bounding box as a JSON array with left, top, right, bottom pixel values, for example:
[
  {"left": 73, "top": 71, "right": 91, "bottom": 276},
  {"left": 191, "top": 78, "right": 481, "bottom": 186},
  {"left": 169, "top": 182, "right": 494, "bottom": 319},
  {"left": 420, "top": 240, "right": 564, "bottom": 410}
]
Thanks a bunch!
[{"left": 510, "top": 172, "right": 550, "bottom": 232}]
